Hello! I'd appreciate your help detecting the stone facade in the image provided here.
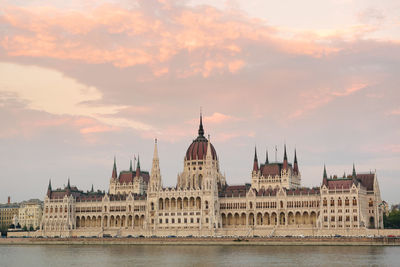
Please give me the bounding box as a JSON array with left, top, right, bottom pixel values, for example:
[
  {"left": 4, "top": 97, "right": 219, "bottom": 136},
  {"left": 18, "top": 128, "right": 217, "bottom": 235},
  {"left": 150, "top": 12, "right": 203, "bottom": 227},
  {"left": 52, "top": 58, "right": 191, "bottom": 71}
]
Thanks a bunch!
[
  {"left": 0, "top": 202, "right": 19, "bottom": 229},
  {"left": 18, "top": 200, "right": 43, "bottom": 230},
  {"left": 39, "top": 116, "right": 384, "bottom": 237}
]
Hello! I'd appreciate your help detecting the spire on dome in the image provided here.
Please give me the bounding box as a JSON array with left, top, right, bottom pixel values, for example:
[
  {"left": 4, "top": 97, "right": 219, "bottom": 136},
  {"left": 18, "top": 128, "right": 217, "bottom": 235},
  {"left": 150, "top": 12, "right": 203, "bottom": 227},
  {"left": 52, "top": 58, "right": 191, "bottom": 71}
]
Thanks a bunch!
[
  {"left": 265, "top": 148, "right": 269, "bottom": 164},
  {"left": 136, "top": 155, "right": 141, "bottom": 177},
  {"left": 112, "top": 156, "right": 117, "bottom": 179},
  {"left": 253, "top": 146, "right": 259, "bottom": 172},
  {"left": 198, "top": 110, "right": 204, "bottom": 137}
]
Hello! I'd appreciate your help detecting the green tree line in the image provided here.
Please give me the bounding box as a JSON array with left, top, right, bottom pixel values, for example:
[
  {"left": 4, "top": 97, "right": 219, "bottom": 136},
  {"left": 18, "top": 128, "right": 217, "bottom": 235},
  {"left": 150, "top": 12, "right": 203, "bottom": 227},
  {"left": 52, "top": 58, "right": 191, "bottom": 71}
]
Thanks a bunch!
[{"left": 384, "top": 209, "right": 400, "bottom": 229}]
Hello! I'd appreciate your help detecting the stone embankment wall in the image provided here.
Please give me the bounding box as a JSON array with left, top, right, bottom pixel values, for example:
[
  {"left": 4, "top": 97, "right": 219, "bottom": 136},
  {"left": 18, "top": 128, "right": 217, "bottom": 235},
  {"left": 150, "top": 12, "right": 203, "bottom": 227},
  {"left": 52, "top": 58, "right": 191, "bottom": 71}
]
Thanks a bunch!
[{"left": 7, "top": 228, "right": 400, "bottom": 238}]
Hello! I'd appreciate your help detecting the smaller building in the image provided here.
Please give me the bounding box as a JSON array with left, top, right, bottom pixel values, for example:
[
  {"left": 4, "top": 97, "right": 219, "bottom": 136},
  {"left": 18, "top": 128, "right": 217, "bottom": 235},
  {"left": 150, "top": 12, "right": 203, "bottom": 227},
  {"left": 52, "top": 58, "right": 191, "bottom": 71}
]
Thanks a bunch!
[
  {"left": 18, "top": 199, "right": 43, "bottom": 230},
  {"left": 0, "top": 197, "right": 20, "bottom": 229}
]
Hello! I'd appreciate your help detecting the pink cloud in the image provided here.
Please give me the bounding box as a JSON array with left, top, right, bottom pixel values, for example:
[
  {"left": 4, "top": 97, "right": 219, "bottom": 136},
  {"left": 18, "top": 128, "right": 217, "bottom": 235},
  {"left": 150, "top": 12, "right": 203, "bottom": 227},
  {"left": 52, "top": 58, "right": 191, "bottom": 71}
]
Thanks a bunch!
[
  {"left": 204, "top": 112, "right": 239, "bottom": 124},
  {"left": 80, "top": 125, "right": 118, "bottom": 134},
  {"left": 387, "top": 108, "right": 400, "bottom": 116},
  {"left": 0, "top": 2, "right": 351, "bottom": 77},
  {"left": 289, "top": 83, "right": 368, "bottom": 119}
]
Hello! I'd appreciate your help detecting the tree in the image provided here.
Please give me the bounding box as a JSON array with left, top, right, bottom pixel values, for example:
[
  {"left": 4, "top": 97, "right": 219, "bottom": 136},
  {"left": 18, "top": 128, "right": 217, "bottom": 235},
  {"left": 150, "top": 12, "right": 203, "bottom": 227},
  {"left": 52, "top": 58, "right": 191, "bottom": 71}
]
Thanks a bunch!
[
  {"left": 29, "top": 225, "right": 34, "bottom": 231},
  {"left": 384, "top": 209, "right": 400, "bottom": 229},
  {"left": 22, "top": 225, "right": 27, "bottom": 231}
]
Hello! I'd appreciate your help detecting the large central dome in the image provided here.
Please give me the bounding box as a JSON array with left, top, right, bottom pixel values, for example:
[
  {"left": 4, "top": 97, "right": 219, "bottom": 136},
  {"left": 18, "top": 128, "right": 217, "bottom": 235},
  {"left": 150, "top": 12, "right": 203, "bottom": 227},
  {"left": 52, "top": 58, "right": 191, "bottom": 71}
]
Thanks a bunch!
[{"left": 185, "top": 114, "right": 217, "bottom": 161}]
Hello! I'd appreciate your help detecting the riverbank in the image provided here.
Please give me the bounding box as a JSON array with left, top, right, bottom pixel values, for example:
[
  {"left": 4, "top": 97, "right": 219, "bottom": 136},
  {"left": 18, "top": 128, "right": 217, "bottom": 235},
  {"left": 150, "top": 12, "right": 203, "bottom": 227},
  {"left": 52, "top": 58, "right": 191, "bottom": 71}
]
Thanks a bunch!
[{"left": 1, "top": 236, "right": 400, "bottom": 246}]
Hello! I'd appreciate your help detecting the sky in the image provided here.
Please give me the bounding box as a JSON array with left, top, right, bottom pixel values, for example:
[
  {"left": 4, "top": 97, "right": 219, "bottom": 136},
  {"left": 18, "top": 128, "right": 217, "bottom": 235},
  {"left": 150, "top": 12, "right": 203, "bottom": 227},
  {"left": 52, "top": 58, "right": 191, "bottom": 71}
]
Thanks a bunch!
[{"left": 0, "top": 0, "right": 399, "bottom": 204}]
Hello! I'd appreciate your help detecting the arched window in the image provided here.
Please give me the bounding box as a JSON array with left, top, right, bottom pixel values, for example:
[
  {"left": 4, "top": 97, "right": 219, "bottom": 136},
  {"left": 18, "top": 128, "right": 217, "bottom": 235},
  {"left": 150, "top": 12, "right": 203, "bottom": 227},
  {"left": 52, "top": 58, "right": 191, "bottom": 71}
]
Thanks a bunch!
[
  {"left": 352, "top": 197, "right": 357, "bottom": 206},
  {"left": 323, "top": 198, "right": 327, "bottom": 207},
  {"left": 345, "top": 198, "right": 349, "bottom": 206},
  {"left": 330, "top": 198, "right": 335, "bottom": 206},
  {"left": 369, "top": 199, "right": 373, "bottom": 207}
]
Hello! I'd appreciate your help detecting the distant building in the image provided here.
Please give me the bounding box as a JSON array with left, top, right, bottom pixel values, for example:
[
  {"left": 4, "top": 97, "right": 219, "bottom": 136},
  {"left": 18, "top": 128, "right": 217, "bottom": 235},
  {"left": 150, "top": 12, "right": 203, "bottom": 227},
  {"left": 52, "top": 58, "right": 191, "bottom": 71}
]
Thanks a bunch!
[
  {"left": 18, "top": 199, "right": 43, "bottom": 229},
  {"left": 39, "top": 114, "right": 384, "bottom": 237},
  {"left": 0, "top": 197, "right": 20, "bottom": 229}
]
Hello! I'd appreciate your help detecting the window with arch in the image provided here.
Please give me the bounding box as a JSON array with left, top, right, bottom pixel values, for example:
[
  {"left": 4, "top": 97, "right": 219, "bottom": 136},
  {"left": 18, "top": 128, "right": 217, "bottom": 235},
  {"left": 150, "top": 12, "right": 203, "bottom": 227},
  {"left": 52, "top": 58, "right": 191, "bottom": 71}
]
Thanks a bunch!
[
  {"left": 369, "top": 199, "right": 373, "bottom": 207},
  {"left": 352, "top": 197, "right": 357, "bottom": 206},
  {"left": 323, "top": 198, "right": 327, "bottom": 207},
  {"left": 338, "top": 198, "right": 342, "bottom": 206},
  {"left": 345, "top": 198, "right": 349, "bottom": 206},
  {"left": 330, "top": 198, "right": 335, "bottom": 206}
]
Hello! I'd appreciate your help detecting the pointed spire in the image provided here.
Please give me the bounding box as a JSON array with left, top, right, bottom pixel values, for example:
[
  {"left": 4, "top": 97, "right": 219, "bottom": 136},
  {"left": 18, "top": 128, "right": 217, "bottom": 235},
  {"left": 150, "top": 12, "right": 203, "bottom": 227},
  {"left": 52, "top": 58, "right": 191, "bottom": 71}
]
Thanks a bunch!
[
  {"left": 206, "top": 135, "right": 212, "bottom": 160},
  {"left": 112, "top": 156, "right": 117, "bottom": 179},
  {"left": 253, "top": 146, "right": 259, "bottom": 172},
  {"left": 129, "top": 159, "right": 133, "bottom": 172},
  {"left": 153, "top": 138, "right": 159, "bottom": 159},
  {"left": 198, "top": 110, "right": 204, "bottom": 136},
  {"left": 283, "top": 144, "right": 288, "bottom": 170},
  {"left": 265, "top": 148, "right": 269, "bottom": 164},
  {"left": 293, "top": 149, "right": 299, "bottom": 174},
  {"left": 352, "top": 163, "right": 357, "bottom": 178},
  {"left": 284, "top": 144, "right": 287, "bottom": 161},
  {"left": 322, "top": 164, "right": 328, "bottom": 186},
  {"left": 91, "top": 184, "right": 94, "bottom": 192},
  {"left": 47, "top": 179, "right": 52, "bottom": 197},
  {"left": 343, "top": 172, "right": 346, "bottom": 178},
  {"left": 136, "top": 155, "right": 141, "bottom": 177},
  {"left": 150, "top": 138, "right": 162, "bottom": 191},
  {"left": 67, "top": 178, "right": 71, "bottom": 189}
]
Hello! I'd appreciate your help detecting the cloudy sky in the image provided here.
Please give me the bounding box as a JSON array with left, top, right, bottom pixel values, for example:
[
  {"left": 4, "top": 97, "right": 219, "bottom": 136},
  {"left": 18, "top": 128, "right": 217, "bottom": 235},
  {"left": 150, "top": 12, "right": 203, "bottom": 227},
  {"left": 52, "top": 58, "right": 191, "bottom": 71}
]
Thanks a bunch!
[{"left": 0, "top": 0, "right": 399, "bottom": 204}]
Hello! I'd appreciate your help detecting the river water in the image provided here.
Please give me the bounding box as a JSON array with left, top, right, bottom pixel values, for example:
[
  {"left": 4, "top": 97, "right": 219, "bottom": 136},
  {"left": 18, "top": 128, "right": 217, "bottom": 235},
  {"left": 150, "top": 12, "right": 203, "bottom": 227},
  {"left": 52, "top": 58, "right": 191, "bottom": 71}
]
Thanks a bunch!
[{"left": 0, "top": 244, "right": 399, "bottom": 266}]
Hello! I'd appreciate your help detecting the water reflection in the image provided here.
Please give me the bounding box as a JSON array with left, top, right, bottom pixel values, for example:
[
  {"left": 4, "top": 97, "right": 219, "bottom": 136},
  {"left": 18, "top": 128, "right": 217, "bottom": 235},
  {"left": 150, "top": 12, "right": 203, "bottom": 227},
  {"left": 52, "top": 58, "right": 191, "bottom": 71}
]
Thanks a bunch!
[{"left": 0, "top": 245, "right": 399, "bottom": 267}]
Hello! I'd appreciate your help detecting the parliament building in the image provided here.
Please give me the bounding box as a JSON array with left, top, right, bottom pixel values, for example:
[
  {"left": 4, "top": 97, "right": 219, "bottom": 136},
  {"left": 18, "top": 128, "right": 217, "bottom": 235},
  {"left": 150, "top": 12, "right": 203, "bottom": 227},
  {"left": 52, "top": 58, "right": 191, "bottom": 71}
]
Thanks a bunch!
[{"left": 40, "top": 115, "right": 384, "bottom": 237}]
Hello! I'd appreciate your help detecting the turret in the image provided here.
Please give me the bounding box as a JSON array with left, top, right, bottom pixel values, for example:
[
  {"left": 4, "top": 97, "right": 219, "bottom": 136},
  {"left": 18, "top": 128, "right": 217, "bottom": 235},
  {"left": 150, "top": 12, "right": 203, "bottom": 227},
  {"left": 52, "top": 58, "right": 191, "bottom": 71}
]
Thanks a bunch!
[
  {"left": 136, "top": 156, "right": 141, "bottom": 177},
  {"left": 150, "top": 139, "right": 161, "bottom": 191},
  {"left": 293, "top": 149, "right": 299, "bottom": 175},
  {"left": 66, "top": 178, "right": 71, "bottom": 196},
  {"left": 283, "top": 144, "right": 288, "bottom": 170},
  {"left": 352, "top": 163, "right": 357, "bottom": 178},
  {"left": 253, "top": 147, "right": 259, "bottom": 172},
  {"left": 322, "top": 164, "right": 328, "bottom": 186},
  {"left": 112, "top": 156, "right": 117, "bottom": 179},
  {"left": 352, "top": 163, "right": 358, "bottom": 185},
  {"left": 47, "top": 179, "right": 52, "bottom": 197}
]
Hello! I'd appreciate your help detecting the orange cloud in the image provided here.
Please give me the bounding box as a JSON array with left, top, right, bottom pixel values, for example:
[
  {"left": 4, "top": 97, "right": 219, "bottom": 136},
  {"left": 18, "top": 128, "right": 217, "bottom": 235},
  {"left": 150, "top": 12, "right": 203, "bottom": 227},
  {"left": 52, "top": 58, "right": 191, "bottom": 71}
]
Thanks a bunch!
[{"left": 0, "top": 2, "right": 349, "bottom": 77}]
